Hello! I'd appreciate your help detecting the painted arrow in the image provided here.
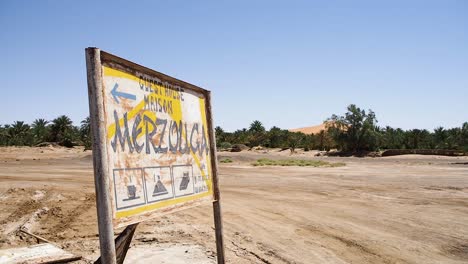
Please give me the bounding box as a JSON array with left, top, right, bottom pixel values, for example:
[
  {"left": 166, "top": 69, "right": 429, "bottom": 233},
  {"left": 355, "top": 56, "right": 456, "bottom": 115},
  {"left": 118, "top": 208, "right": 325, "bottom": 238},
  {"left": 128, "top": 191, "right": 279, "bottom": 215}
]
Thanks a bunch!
[{"left": 111, "top": 83, "right": 136, "bottom": 104}]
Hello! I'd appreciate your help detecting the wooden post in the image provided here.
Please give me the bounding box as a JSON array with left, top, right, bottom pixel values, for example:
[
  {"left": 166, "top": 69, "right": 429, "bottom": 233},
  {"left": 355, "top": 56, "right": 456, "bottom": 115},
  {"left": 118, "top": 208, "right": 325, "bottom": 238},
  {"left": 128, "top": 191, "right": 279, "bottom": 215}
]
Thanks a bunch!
[
  {"left": 205, "top": 91, "right": 225, "bottom": 264},
  {"left": 85, "top": 47, "right": 117, "bottom": 264}
]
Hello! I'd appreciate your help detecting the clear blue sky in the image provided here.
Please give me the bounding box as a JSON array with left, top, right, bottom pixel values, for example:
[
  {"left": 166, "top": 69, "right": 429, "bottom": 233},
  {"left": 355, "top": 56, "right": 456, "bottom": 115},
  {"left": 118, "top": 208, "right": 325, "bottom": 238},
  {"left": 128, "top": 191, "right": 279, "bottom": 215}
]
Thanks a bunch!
[{"left": 1, "top": 0, "right": 467, "bottom": 131}]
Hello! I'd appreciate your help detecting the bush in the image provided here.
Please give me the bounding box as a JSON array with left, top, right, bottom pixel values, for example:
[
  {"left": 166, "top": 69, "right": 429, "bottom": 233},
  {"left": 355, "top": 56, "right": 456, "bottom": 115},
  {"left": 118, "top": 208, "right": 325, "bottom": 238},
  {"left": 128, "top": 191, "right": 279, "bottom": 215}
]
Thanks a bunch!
[
  {"left": 231, "top": 144, "right": 248, "bottom": 152},
  {"left": 219, "top": 142, "right": 232, "bottom": 150},
  {"left": 251, "top": 158, "right": 345, "bottom": 167},
  {"left": 61, "top": 138, "right": 75, "bottom": 148},
  {"left": 220, "top": 158, "right": 233, "bottom": 163}
]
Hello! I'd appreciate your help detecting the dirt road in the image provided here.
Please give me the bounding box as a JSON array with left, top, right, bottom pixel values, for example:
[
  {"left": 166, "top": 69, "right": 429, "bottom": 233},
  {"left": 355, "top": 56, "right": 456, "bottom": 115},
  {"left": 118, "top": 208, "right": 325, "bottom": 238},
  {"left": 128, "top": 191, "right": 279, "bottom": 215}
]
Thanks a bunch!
[{"left": 0, "top": 147, "right": 467, "bottom": 263}]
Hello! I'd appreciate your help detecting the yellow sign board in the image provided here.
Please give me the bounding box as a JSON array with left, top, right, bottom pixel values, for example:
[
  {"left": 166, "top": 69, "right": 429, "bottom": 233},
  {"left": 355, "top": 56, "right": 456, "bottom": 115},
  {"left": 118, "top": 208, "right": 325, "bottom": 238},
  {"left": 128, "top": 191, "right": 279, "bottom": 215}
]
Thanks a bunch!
[{"left": 88, "top": 50, "right": 215, "bottom": 228}]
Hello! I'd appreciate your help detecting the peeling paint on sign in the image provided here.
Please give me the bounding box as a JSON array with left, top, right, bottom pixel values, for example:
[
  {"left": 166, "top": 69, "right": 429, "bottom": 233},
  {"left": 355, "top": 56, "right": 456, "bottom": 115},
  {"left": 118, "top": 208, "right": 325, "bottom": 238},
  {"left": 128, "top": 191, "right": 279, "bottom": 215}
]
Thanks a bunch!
[{"left": 99, "top": 59, "right": 214, "bottom": 228}]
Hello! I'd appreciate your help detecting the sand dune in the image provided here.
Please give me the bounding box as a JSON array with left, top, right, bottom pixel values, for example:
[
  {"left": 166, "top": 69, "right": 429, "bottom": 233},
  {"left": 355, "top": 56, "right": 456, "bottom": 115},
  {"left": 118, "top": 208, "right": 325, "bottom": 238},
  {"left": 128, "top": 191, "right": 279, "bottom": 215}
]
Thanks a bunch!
[{"left": 289, "top": 122, "right": 328, "bottom": 134}]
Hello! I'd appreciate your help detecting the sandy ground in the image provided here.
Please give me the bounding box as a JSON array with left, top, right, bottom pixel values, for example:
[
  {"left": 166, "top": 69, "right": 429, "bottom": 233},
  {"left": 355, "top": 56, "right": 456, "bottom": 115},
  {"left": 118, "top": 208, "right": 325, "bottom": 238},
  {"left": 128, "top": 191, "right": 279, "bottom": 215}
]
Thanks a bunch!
[{"left": 0, "top": 146, "right": 467, "bottom": 263}]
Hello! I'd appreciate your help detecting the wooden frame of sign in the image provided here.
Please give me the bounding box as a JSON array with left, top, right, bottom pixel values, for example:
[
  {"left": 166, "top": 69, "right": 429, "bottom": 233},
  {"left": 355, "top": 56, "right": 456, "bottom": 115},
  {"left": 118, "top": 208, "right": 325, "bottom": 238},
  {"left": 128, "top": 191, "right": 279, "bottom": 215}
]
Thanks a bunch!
[{"left": 85, "top": 48, "right": 225, "bottom": 264}]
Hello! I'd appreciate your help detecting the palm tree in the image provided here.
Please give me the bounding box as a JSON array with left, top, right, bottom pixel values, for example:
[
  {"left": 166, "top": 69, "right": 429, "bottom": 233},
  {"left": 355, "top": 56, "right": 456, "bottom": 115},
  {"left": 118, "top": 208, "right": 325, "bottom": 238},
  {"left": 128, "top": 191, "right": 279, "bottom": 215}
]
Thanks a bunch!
[
  {"left": 249, "top": 120, "right": 265, "bottom": 133},
  {"left": 215, "top": 126, "right": 226, "bottom": 147},
  {"left": 248, "top": 120, "right": 267, "bottom": 147},
  {"left": 9, "top": 121, "right": 32, "bottom": 145},
  {"left": 232, "top": 129, "right": 249, "bottom": 145},
  {"left": 445, "top": 128, "right": 460, "bottom": 150},
  {"left": 31, "top": 118, "right": 49, "bottom": 144},
  {"left": 50, "top": 115, "right": 74, "bottom": 145},
  {"left": 0, "top": 125, "right": 7, "bottom": 145},
  {"left": 433, "top": 127, "right": 447, "bottom": 149},
  {"left": 80, "top": 117, "right": 92, "bottom": 150},
  {"left": 267, "top": 126, "right": 288, "bottom": 148},
  {"left": 461, "top": 122, "right": 468, "bottom": 152}
]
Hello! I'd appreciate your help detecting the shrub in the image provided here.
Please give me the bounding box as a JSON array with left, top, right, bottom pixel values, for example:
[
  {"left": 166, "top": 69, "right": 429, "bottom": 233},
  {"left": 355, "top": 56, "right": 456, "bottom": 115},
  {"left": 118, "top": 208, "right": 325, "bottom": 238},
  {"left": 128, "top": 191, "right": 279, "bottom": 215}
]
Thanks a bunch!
[
  {"left": 219, "top": 142, "right": 232, "bottom": 150},
  {"left": 231, "top": 144, "right": 248, "bottom": 152},
  {"left": 252, "top": 158, "right": 345, "bottom": 167},
  {"left": 220, "top": 158, "right": 233, "bottom": 163}
]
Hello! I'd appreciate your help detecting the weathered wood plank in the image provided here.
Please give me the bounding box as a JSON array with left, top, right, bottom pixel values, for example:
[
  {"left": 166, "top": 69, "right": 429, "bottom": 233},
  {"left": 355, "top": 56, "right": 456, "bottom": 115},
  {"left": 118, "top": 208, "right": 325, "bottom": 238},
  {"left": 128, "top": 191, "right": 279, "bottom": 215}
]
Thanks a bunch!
[{"left": 86, "top": 47, "right": 117, "bottom": 264}]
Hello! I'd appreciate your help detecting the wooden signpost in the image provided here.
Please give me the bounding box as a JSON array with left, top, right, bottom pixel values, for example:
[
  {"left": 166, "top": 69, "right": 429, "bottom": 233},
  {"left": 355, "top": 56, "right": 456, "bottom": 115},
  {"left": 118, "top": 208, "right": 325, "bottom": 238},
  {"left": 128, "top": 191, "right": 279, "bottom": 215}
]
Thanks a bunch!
[{"left": 85, "top": 48, "right": 225, "bottom": 264}]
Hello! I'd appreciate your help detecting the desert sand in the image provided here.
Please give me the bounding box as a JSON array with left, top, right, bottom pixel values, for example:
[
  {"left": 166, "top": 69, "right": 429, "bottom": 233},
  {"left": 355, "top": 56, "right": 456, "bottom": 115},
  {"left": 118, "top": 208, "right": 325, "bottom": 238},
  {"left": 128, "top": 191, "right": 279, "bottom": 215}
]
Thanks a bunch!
[
  {"left": 0, "top": 146, "right": 467, "bottom": 263},
  {"left": 288, "top": 123, "right": 328, "bottom": 135}
]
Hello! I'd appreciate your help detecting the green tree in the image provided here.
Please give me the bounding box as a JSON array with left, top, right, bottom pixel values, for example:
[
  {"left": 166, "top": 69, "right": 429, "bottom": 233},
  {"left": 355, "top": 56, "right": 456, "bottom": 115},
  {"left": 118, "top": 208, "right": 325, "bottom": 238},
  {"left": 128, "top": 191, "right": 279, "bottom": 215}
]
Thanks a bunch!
[
  {"left": 49, "top": 115, "right": 74, "bottom": 147},
  {"left": 9, "top": 121, "right": 33, "bottom": 146},
  {"left": 287, "top": 132, "right": 303, "bottom": 153},
  {"left": 80, "top": 117, "right": 92, "bottom": 150},
  {"left": 232, "top": 129, "right": 250, "bottom": 145},
  {"left": 215, "top": 126, "right": 227, "bottom": 148},
  {"left": 301, "top": 134, "right": 316, "bottom": 151},
  {"left": 433, "top": 127, "right": 447, "bottom": 149},
  {"left": 249, "top": 120, "right": 265, "bottom": 133},
  {"left": 405, "top": 129, "right": 431, "bottom": 149},
  {"left": 445, "top": 128, "right": 460, "bottom": 149},
  {"left": 381, "top": 126, "right": 405, "bottom": 149},
  {"left": 327, "top": 104, "right": 379, "bottom": 151},
  {"left": 0, "top": 125, "right": 8, "bottom": 146},
  {"left": 248, "top": 120, "right": 267, "bottom": 147},
  {"left": 267, "top": 126, "right": 289, "bottom": 148},
  {"left": 31, "top": 118, "right": 49, "bottom": 144},
  {"left": 460, "top": 122, "right": 468, "bottom": 152},
  {"left": 315, "top": 130, "right": 335, "bottom": 151}
]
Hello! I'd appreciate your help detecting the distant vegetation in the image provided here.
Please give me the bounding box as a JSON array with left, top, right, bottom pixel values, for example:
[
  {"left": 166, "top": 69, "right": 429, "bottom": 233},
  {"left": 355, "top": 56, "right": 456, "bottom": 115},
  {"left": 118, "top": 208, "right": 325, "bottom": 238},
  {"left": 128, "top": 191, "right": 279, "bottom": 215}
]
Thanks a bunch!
[
  {"left": 216, "top": 104, "right": 468, "bottom": 153},
  {"left": 1, "top": 104, "right": 467, "bottom": 154},
  {"left": 219, "top": 158, "right": 233, "bottom": 163},
  {"left": 0, "top": 115, "right": 91, "bottom": 149},
  {"left": 252, "top": 158, "right": 345, "bottom": 167}
]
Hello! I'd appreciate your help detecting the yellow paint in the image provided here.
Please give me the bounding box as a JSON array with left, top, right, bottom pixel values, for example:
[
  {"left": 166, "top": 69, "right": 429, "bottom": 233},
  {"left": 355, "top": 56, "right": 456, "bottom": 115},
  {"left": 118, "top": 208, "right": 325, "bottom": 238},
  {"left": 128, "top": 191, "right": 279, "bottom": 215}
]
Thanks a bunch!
[
  {"left": 198, "top": 97, "right": 213, "bottom": 192},
  {"left": 103, "top": 66, "right": 183, "bottom": 140},
  {"left": 116, "top": 190, "right": 212, "bottom": 218},
  {"left": 104, "top": 67, "right": 140, "bottom": 82},
  {"left": 102, "top": 65, "right": 214, "bottom": 220}
]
